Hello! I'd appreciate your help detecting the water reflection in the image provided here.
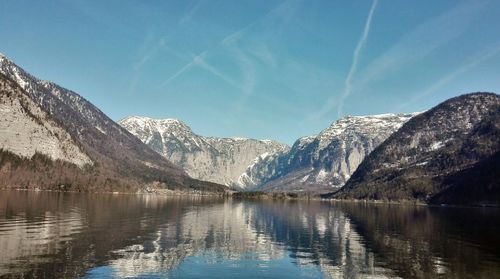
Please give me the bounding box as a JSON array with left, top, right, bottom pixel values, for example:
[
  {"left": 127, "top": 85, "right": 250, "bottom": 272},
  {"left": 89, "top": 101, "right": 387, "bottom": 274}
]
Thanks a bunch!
[
  {"left": 104, "top": 201, "right": 396, "bottom": 278},
  {"left": 105, "top": 202, "right": 287, "bottom": 278},
  {"left": 338, "top": 203, "right": 500, "bottom": 278},
  {"left": 0, "top": 191, "right": 499, "bottom": 278}
]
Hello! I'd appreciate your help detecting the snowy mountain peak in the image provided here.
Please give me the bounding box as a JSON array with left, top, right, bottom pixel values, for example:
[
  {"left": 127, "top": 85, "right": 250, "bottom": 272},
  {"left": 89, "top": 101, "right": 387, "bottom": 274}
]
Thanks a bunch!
[
  {"left": 0, "top": 53, "right": 198, "bottom": 192},
  {"left": 335, "top": 92, "right": 500, "bottom": 202},
  {"left": 237, "top": 112, "right": 419, "bottom": 191},
  {"left": 120, "top": 116, "right": 193, "bottom": 137},
  {"left": 0, "top": 53, "right": 9, "bottom": 63},
  {"left": 120, "top": 115, "right": 188, "bottom": 127},
  {"left": 323, "top": 113, "right": 418, "bottom": 133},
  {"left": 317, "top": 113, "right": 419, "bottom": 150},
  {"left": 229, "top": 137, "right": 250, "bottom": 141},
  {"left": 119, "top": 116, "right": 289, "bottom": 186},
  {"left": 295, "top": 135, "right": 316, "bottom": 148}
]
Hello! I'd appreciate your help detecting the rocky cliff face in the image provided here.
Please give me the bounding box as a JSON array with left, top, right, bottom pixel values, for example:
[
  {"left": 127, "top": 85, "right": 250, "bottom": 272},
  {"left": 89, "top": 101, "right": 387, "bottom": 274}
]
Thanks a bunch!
[
  {"left": 238, "top": 113, "right": 417, "bottom": 192},
  {"left": 331, "top": 93, "right": 500, "bottom": 204},
  {"left": 0, "top": 53, "right": 226, "bottom": 192},
  {"left": 0, "top": 72, "right": 92, "bottom": 167},
  {"left": 119, "top": 116, "right": 289, "bottom": 187}
]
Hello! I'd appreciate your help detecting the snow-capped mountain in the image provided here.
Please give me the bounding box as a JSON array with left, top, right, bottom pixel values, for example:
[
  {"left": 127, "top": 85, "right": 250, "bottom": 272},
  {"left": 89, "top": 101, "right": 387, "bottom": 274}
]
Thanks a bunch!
[
  {"left": 238, "top": 113, "right": 418, "bottom": 192},
  {"left": 0, "top": 53, "right": 225, "bottom": 192},
  {"left": 119, "top": 116, "right": 289, "bottom": 187},
  {"left": 331, "top": 92, "right": 500, "bottom": 204}
]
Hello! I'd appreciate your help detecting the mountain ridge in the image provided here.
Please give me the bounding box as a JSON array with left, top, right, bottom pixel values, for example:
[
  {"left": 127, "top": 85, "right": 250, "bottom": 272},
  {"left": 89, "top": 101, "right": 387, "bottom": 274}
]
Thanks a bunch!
[
  {"left": 119, "top": 115, "right": 289, "bottom": 187},
  {"left": 328, "top": 92, "right": 500, "bottom": 204},
  {"left": 238, "top": 113, "right": 418, "bottom": 192},
  {"left": 0, "top": 54, "right": 227, "bottom": 193}
]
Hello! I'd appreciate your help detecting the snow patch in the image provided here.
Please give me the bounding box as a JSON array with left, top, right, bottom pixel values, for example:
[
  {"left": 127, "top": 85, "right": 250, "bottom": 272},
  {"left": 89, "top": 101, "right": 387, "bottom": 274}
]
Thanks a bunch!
[
  {"left": 430, "top": 141, "right": 445, "bottom": 151},
  {"left": 316, "top": 169, "right": 329, "bottom": 181},
  {"left": 95, "top": 126, "right": 107, "bottom": 134},
  {"left": 12, "top": 67, "right": 28, "bottom": 89},
  {"left": 300, "top": 174, "right": 310, "bottom": 183}
]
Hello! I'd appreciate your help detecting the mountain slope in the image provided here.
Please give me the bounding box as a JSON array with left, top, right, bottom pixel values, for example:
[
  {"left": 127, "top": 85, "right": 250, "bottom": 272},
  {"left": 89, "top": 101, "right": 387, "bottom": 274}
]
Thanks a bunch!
[
  {"left": 238, "top": 113, "right": 417, "bottom": 192},
  {"left": 428, "top": 150, "right": 500, "bottom": 205},
  {"left": 329, "top": 93, "right": 500, "bottom": 204},
  {"left": 119, "top": 116, "right": 289, "bottom": 186},
  {"left": 0, "top": 53, "right": 226, "bottom": 192},
  {"left": 0, "top": 74, "right": 91, "bottom": 167}
]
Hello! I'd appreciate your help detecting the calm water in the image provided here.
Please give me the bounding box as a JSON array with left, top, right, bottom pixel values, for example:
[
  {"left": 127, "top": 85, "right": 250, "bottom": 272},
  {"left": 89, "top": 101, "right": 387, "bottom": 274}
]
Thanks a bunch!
[{"left": 0, "top": 191, "right": 499, "bottom": 278}]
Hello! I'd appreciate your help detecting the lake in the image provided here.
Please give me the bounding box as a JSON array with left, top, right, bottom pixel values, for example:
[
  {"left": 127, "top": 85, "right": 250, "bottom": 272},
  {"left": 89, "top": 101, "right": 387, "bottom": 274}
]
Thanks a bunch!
[{"left": 0, "top": 191, "right": 499, "bottom": 278}]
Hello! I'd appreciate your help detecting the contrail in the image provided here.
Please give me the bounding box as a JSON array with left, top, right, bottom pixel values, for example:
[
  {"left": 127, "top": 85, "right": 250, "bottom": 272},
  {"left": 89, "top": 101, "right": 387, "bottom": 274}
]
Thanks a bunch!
[
  {"left": 159, "top": 52, "right": 207, "bottom": 88},
  {"left": 159, "top": 0, "right": 297, "bottom": 90},
  {"left": 395, "top": 44, "right": 500, "bottom": 111},
  {"left": 337, "top": 0, "right": 378, "bottom": 117}
]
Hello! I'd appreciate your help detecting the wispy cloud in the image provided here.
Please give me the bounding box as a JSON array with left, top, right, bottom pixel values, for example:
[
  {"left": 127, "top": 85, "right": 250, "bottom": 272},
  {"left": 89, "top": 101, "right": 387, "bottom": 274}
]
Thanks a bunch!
[
  {"left": 222, "top": 39, "right": 257, "bottom": 115},
  {"left": 396, "top": 43, "right": 500, "bottom": 111},
  {"left": 311, "top": 0, "right": 489, "bottom": 120},
  {"left": 220, "top": 0, "right": 302, "bottom": 115},
  {"left": 337, "top": 0, "right": 378, "bottom": 117},
  {"left": 158, "top": 50, "right": 241, "bottom": 90},
  {"left": 158, "top": 0, "right": 301, "bottom": 95},
  {"left": 159, "top": 51, "right": 200, "bottom": 86},
  {"left": 312, "top": 0, "right": 378, "bottom": 120},
  {"left": 358, "top": 0, "right": 489, "bottom": 84},
  {"left": 129, "top": 31, "right": 164, "bottom": 94},
  {"left": 195, "top": 55, "right": 241, "bottom": 89},
  {"left": 178, "top": 0, "right": 204, "bottom": 26},
  {"left": 248, "top": 43, "right": 277, "bottom": 68},
  {"left": 156, "top": 6, "right": 258, "bottom": 90},
  {"left": 134, "top": 38, "right": 166, "bottom": 71},
  {"left": 129, "top": 36, "right": 199, "bottom": 94}
]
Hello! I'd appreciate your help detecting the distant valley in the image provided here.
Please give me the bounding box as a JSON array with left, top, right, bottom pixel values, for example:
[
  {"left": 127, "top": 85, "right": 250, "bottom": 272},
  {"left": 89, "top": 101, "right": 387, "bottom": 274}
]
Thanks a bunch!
[
  {"left": 120, "top": 113, "right": 416, "bottom": 193},
  {"left": 237, "top": 113, "right": 417, "bottom": 192},
  {"left": 119, "top": 116, "right": 288, "bottom": 187}
]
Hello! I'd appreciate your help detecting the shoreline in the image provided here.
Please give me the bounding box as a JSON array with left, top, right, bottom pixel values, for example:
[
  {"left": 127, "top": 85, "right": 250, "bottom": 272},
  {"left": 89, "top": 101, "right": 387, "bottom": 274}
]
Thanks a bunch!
[
  {"left": 1, "top": 188, "right": 228, "bottom": 197},
  {"left": 2, "top": 188, "right": 498, "bottom": 208}
]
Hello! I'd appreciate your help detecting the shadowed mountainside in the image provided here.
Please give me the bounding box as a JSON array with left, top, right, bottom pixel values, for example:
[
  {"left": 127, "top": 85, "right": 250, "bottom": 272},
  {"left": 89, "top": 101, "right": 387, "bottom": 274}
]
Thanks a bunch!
[{"left": 326, "top": 93, "right": 500, "bottom": 205}]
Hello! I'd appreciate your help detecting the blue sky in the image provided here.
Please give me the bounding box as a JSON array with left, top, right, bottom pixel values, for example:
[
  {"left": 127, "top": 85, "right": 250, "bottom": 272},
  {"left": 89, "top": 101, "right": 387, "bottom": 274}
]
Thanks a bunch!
[{"left": 1, "top": 0, "right": 500, "bottom": 144}]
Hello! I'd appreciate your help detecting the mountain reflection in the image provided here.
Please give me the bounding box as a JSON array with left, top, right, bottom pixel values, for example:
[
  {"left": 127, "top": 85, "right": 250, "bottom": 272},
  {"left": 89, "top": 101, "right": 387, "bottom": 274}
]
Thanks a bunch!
[
  {"left": 105, "top": 201, "right": 396, "bottom": 278},
  {"left": 107, "top": 202, "right": 285, "bottom": 277},
  {"left": 338, "top": 203, "right": 500, "bottom": 278},
  {"left": 0, "top": 191, "right": 499, "bottom": 278}
]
